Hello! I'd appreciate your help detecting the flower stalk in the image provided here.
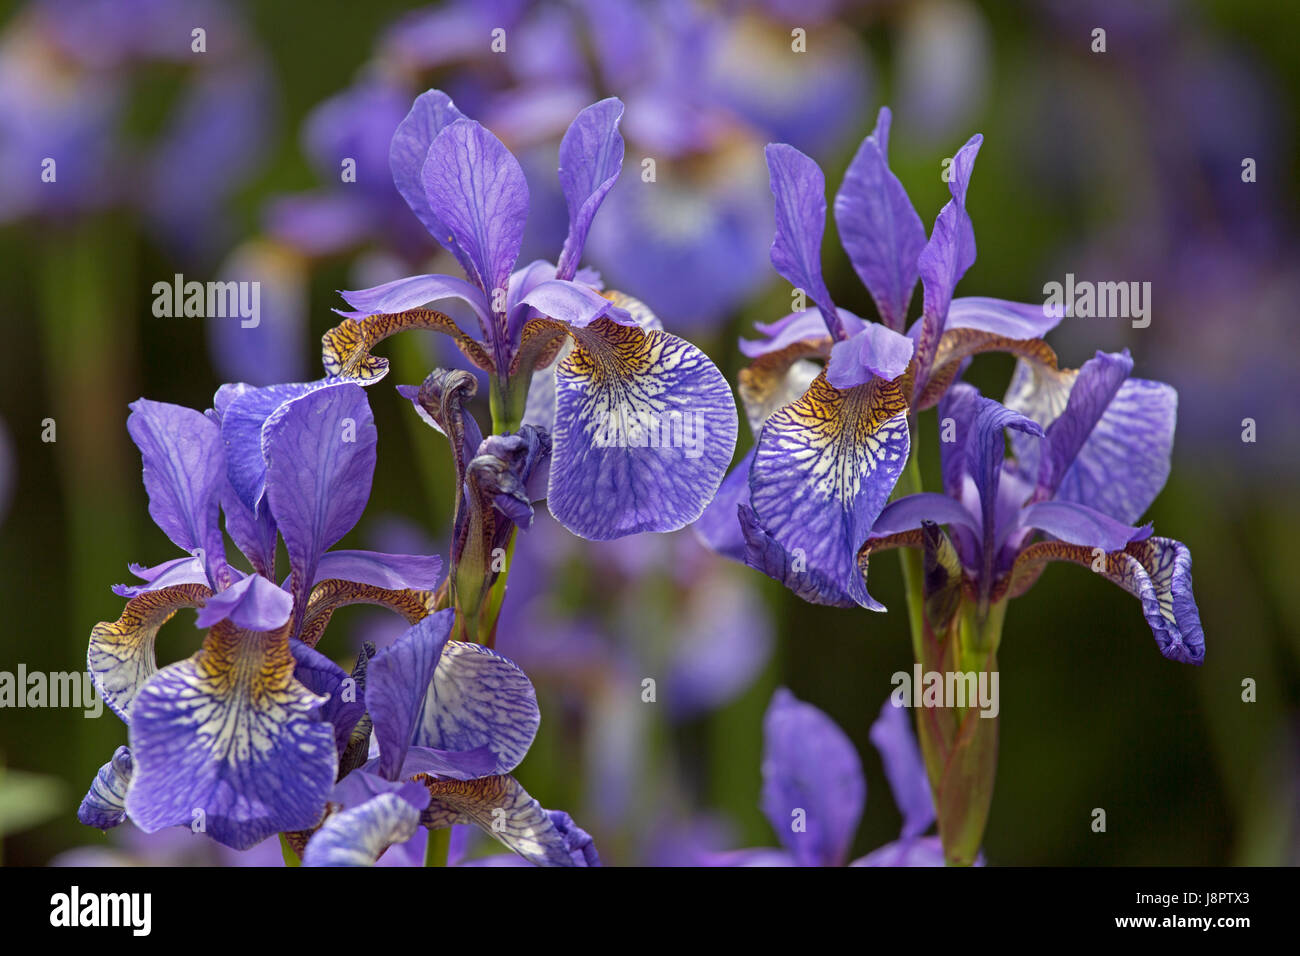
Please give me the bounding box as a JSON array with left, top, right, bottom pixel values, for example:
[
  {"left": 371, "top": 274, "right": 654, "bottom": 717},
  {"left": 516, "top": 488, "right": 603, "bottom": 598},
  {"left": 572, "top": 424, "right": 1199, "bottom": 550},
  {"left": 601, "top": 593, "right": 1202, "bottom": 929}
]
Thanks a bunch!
[{"left": 896, "top": 418, "right": 1003, "bottom": 866}]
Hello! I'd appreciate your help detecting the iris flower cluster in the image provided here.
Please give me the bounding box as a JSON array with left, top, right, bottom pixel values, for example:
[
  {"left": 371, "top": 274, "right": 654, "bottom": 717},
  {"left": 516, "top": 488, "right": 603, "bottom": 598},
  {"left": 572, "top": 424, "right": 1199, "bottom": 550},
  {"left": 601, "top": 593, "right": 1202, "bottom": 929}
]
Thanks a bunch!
[
  {"left": 77, "top": 82, "right": 1205, "bottom": 866},
  {"left": 79, "top": 88, "right": 738, "bottom": 866},
  {"left": 698, "top": 106, "right": 1204, "bottom": 864}
]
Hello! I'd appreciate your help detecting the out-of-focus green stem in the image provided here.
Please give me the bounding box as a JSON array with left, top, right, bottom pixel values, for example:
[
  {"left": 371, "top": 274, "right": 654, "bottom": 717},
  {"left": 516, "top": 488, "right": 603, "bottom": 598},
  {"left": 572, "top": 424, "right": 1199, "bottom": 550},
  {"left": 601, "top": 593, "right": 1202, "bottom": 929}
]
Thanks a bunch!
[{"left": 38, "top": 220, "right": 138, "bottom": 779}]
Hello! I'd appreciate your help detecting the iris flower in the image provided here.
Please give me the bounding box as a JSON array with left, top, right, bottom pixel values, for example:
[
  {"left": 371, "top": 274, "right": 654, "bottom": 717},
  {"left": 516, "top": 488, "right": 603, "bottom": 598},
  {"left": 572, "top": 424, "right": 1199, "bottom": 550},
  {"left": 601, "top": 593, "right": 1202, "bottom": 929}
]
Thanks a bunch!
[
  {"left": 322, "top": 89, "right": 737, "bottom": 542},
  {"left": 708, "top": 689, "right": 959, "bottom": 867},
  {"left": 860, "top": 351, "right": 1205, "bottom": 664},
  {"left": 699, "top": 107, "right": 1068, "bottom": 610},
  {"left": 80, "top": 384, "right": 448, "bottom": 849},
  {"left": 297, "top": 610, "right": 596, "bottom": 867}
]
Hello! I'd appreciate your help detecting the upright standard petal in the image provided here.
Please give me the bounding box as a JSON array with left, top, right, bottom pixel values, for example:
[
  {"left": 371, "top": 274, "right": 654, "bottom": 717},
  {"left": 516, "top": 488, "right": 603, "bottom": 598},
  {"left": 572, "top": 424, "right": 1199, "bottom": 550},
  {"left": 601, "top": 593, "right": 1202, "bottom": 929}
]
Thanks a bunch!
[
  {"left": 961, "top": 392, "right": 1044, "bottom": 584},
  {"left": 125, "top": 622, "right": 338, "bottom": 849},
  {"left": 1030, "top": 353, "right": 1177, "bottom": 525},
  {"left": 262, "top": 383, "right": 377, "bottom": 633},
  {"left": 389, "top": 89, "right": 467, "bottom": 240},
  {"left": 748, "top": 372, "right": 910, "bottom": 610},
  {"left": 761, "top": 689, "right": 865, "bottom": 868},
  {"left": 127, "top": 399, "right": 226, "bottom": 583},
  {"left": 421, "top": 118, "right": 528, "bottom": 305},
  {"left": 221, "top": 480, "right": 277, "bottom": 580},
  {"left": 547, "top": 318, "right": 738, "bottom": 539},
  {"left": 221, "top": 380, "right": 344, "bottom": 516},
  {"left": 833, "top": 107, "right": 927, "bottom": 331},
  {"left": 415, "top": 641, "right": 540, "bottom": 776},
  {"left": 555, "top": 97, "right": 625, "bottom": 281},
  {"left": 1036, "top": 350, "right": 1132, "bottom": 498},
  {"left": 302, "top": 792, "right": 426, "bottom": 867},
  {"left": 367, "top": 610, "right": 455, "bottom": 780},
  {"left": 764, "top": 144, "right": 843, "bottom": 339},
  {"left": 913, "top": 134, "right": 982, "bottom": 386}
]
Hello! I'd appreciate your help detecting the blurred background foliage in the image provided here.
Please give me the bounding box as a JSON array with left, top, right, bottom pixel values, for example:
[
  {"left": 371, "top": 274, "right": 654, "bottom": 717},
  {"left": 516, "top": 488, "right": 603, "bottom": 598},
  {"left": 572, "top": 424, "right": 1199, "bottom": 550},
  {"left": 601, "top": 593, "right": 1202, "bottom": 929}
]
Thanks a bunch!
[{"left": 0, "top": 0, "right": 1296, "bottom": 865}]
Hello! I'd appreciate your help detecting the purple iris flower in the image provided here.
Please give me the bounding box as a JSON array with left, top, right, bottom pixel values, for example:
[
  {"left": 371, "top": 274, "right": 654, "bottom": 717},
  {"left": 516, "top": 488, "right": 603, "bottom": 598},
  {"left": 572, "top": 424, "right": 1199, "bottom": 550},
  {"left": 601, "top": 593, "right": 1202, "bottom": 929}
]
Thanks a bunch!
[
  {"left": 79, "top": 384, "right": 446, "bottom": 849},
  {"left": 698, "top": 107, "right": 1067, "bottom": 609},
  {"left": 707, "top": 689, "right": 956, "bottom": 867},
  {"left": 861, "top": 352, "right": 1204, "bottom": 664},
  {"left": 379, "top": 0, "right": 872, "bottom": 329},
  {"left": 296, "top": 610, "right": 597, "bottom": 867},
  {"left": 324, "top": 89, "right": 738, "bottom": 541}
]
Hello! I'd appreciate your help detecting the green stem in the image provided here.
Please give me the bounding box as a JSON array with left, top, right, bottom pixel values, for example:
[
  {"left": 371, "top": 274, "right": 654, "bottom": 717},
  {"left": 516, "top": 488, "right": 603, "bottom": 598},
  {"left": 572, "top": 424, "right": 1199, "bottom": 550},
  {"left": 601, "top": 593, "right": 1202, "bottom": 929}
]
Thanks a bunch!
[
  {"left": 893, "top": 415, "right": 1004, "bottom": 865},
  {"left": 38, "top": 220, "right": 138, "bottom": 781},
  {"left": 279, "top": 833, "right": 301, "bottom": 867},
  {"left": 453, "top": 376, "right": 526, "bottom": 645},
  {"left": 894, "top": 423, "right": 926, "bottom": 662},
  {"left": 424, "top": 824, "right": 451, "bottom": 867},
  {"left": 489, "top": 371, "right": 529, "bottom": 436}
]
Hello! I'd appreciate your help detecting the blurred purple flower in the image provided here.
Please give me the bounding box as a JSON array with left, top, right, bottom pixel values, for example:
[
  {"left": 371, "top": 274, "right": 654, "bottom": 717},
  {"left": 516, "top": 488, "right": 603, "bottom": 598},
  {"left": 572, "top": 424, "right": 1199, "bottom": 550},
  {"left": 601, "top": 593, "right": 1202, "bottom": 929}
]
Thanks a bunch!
[{"left": 706, "top": 689, "right": 955, "bottom": 867}]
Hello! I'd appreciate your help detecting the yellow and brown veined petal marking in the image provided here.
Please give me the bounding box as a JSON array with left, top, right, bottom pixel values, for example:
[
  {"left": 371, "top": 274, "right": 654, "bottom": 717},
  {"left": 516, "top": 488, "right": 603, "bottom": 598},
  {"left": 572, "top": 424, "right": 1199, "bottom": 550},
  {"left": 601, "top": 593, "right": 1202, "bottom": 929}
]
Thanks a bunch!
[
  {"left": 544, "top": 311, "right": 739, "bottom": 540},
  {"left": 88, "top": 583, "right": 213, "bottom": 722},
  {"left": 748, "top": 369, "right": 911, "bottom": 609},
  {"left": 124, "top": 619, "right": 339, "bottom": 849},
  {"left": 916, "top": 329, "right": 1061, "bottom": 412},
  {"left": 297, "top": 579, "right": 436, "bottom": 649},
  {"left": 415, "top": 773, "right": 598, "bottom": 866},
  {"left": 321, "top": 308, "right": 494, "bottom": 381},
  {"left": 738, "top": 335, "right": 833, "bottom": 435}
]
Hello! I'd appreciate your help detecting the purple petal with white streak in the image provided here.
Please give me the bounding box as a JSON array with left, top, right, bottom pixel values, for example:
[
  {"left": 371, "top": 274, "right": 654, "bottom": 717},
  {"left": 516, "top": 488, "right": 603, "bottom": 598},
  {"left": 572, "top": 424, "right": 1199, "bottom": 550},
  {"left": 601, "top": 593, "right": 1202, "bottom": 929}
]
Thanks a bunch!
[{"left": 415, "top": 641, "right": 540, "bottom": 777}]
